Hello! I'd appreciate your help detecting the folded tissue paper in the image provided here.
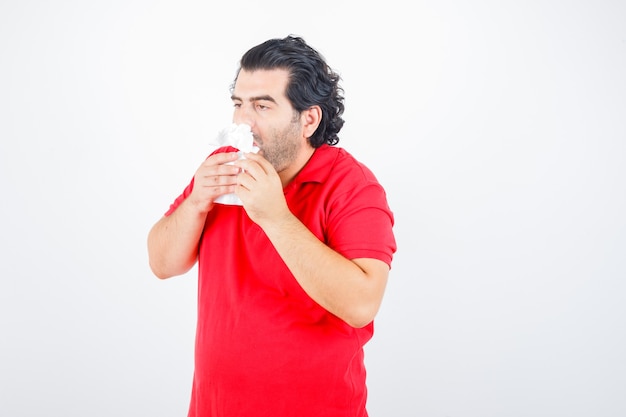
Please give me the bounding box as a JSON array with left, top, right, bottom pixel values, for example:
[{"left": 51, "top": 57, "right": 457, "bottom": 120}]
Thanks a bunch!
[{"left": 212, "top": 123, "right": 259, "bottom": 206}]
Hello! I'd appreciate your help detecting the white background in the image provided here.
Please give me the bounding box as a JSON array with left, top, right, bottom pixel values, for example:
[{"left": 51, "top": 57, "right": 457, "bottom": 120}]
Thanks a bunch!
[{"left": 1, "top": 1, "right": 625, "bottom": 416}]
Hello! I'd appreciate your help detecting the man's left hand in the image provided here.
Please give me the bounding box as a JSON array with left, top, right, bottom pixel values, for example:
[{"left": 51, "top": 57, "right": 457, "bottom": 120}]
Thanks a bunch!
[{"left": 234, "top": 153, "right": 290, "bottom": 226}]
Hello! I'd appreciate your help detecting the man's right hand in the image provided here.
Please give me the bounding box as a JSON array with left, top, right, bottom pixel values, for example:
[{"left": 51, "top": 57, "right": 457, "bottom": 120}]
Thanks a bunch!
[{"left": 188, "top": 151, "right": 241, "bottom": 214}]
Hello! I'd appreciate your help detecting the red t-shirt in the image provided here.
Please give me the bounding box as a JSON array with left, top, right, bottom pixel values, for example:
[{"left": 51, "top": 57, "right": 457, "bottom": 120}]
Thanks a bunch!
[{"left": 165, "top": 144, "right": 396, "bottom": 417}]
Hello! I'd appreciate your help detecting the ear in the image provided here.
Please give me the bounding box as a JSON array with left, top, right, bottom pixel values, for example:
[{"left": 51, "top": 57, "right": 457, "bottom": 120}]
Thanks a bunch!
[{"left": 301, "top": 105, "right": 322, "bottom": 139}]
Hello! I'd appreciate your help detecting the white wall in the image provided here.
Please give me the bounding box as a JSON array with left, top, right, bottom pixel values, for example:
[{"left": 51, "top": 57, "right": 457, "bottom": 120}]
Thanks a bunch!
[{"left": 1, "top": 1, "right": 624, "bottom": 416}]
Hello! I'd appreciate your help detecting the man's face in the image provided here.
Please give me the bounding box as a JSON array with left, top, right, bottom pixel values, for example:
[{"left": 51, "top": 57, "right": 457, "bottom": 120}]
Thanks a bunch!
[{"left": 231, "top": 69, "right": 305, "bottom": 174}]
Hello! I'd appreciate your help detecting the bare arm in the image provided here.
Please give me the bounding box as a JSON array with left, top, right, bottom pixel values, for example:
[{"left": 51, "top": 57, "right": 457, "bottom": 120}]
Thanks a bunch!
[
  {"left": 147, "top": 151, "right": 241, "bottom": 279},
  {"left": 262, "top": 214, "right": 389, "bottom": 328},
  {"left": 236, "top": 153, "right": 389, "bottom": 328},
  {"left": 147, "top": 200, "right": 207, "bottom": 279}
]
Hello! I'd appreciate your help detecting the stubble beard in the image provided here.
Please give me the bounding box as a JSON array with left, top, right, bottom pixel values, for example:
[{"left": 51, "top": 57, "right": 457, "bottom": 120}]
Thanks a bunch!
[{"left": 255, "top": 119, "right": 302, "bottom": 174}]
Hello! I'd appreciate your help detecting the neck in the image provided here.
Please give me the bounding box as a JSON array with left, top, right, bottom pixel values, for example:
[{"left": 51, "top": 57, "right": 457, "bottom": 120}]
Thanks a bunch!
[{"left": 279, "top": 146, "right": 316, "bottom": 187}]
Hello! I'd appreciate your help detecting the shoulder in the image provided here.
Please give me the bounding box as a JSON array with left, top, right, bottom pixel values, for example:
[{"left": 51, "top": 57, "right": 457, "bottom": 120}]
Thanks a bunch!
[
  {"left": 325, "top": 147, "right": 385, "bottom": 199},
  {"left": 334, "top": 147, "right": 379, "bottom": 181},
  {"left": 305, "top": 145, "right": 382, "bottom": 186}
]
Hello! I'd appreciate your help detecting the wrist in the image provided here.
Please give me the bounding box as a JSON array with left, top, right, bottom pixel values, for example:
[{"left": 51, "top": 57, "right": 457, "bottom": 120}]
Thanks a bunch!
[{"left": 183, "top": 195, "right": 213, "bottom": 218}]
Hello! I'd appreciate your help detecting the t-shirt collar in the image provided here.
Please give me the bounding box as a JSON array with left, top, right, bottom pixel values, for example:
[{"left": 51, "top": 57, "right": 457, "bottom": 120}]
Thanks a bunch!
[{"left": 285, "top": 144, "right": 336, "bottom": 191}]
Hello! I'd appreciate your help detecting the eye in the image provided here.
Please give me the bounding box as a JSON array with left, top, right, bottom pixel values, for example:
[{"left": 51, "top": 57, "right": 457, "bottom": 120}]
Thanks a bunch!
[
  {"left": 255, "top": 100, "right": 273, "bottom": 111},
  {"left": 233, "top": 102, "right": 242, "bottom": 109}
]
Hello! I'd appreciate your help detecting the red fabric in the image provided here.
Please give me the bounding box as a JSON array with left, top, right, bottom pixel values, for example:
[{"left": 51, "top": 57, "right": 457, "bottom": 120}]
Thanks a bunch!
[{"left": 166, "top": 144, "right": 396, "bottom": 417}]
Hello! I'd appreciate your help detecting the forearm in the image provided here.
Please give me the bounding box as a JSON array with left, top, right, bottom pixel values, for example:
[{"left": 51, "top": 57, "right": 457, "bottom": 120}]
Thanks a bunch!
[
  {"left": 260, "top": 213, "right": 389, "bottom": 328},
  {"left": 147, "top": 198, "right": 208, "bottom": 279}
]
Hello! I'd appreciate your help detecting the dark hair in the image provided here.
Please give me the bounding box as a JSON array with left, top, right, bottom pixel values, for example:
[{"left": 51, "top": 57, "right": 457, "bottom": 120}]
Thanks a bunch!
[{"left": 233, "top": 35, "right": 345, "bottom": 147}]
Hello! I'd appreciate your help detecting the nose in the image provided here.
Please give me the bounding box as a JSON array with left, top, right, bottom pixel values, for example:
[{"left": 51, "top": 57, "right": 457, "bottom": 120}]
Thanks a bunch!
[{"left": 233, "top": 104, "right": 255, "bottom": 128}]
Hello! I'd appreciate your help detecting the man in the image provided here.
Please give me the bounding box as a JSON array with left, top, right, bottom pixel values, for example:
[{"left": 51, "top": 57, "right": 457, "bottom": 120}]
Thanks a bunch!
[{"left": 147, "top": 35, "right": 396, "bottom": 417}]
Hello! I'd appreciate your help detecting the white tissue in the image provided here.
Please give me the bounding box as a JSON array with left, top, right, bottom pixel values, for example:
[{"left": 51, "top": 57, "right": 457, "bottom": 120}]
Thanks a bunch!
[{"left": 212, "top": 123, "right": 259, "bottom": 206}]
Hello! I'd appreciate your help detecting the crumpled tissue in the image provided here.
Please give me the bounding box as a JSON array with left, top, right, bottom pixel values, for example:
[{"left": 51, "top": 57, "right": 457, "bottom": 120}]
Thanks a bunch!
[{"left": 211, "top": 123, "right": 259, "bottom": 206}]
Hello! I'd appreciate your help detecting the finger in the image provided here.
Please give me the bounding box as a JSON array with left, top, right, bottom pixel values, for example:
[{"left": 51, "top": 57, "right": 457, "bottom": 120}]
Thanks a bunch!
[
  {"left": 198, "top": 172, "right": 239, "bottom": 187},
  {"left": 241, "top": 152, "right": 274, "bottom": 173},
  {"left": 197, "top": 162, "right": 241, "bottom": 180},
  {"left": 203, "top": 151, "right": 239, "bottom": 167},
  {"left": 234, "top": 158, "right": 264, "bottom": 180},
  {"left": 235, "top": 169, "right": 255, "bottom": 191}
]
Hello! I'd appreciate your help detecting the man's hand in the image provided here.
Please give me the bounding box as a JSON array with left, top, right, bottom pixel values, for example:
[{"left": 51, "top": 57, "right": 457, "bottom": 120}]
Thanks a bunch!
[
  {"left": 234, "top": 152, "right": 290, "bottom": 226},
  {"left": 189, "top": 151, "right": 241, "bottom": 214}
]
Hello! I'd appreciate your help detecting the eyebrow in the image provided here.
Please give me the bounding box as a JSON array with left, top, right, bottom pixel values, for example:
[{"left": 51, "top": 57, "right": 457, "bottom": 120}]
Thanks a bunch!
[{"left": 230, "top": 94, "right": 277, "bottom": 104}]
